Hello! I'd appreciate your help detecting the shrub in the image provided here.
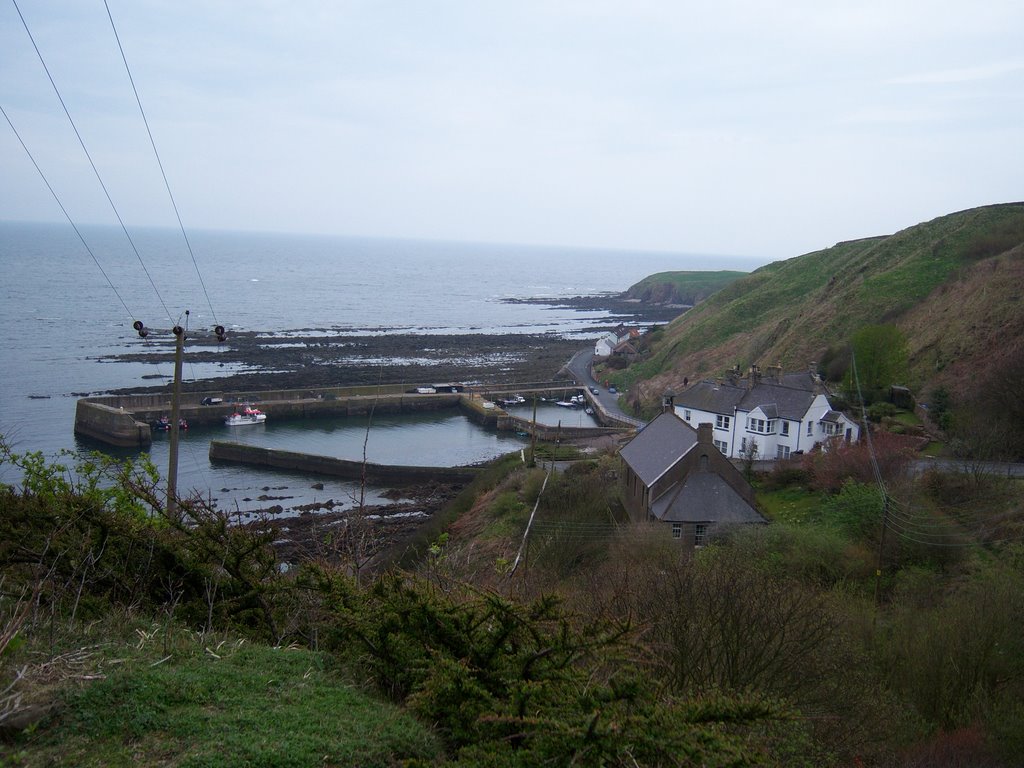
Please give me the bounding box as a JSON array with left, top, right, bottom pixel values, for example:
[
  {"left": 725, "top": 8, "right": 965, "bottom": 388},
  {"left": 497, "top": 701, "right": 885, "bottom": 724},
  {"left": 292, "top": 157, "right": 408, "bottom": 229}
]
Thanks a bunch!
[
  {"left": 868, "top": 402, "right": 898, "bottom": 422},
  {"left": 820, "top": 480, "right": 885, "bottom": 540}
]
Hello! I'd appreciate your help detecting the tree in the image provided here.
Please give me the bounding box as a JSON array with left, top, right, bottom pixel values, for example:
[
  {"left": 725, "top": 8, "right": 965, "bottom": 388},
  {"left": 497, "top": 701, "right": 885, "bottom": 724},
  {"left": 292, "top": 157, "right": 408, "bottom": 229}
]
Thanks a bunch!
[{"left": 847, "top": 324, "right": 908, "bottom": 404}]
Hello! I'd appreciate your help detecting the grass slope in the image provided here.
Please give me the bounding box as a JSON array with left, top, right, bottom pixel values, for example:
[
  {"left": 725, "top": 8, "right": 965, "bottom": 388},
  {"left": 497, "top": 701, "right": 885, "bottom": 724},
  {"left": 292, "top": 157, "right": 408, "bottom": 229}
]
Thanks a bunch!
[
  {"left": 624, "top": 270, "right": 747, "bottom": 305},
  {"left": 17, "top": 639, "right": 441, "bottom": 767},
  {"left": 624, "top": 203, "right": 1024, "bottom": 401}
]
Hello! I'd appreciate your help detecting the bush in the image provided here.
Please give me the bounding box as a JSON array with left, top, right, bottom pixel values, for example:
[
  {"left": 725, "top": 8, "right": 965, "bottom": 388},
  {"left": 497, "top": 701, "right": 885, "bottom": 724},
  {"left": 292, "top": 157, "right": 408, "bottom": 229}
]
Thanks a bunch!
[
  {"left": 868, "top": 402, "right": 898, "bottom": 422},
  {"left": 306, "top": 569, "right": 778, "bottom": 765},
  {"left": 821, "top": 480, "right": 885, "bottom": 540}
]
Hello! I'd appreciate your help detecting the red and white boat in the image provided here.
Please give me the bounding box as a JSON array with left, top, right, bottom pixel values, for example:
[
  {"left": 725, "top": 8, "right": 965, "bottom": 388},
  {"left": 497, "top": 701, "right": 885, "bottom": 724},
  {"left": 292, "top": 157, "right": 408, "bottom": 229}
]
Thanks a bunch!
[{"left": 224, "top": 405, "right": 267, "bottom": 426}]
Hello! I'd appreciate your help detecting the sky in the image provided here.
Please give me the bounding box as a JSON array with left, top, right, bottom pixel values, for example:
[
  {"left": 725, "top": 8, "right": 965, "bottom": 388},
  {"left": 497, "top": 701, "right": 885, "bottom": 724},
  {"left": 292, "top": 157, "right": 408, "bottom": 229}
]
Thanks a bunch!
[{"left": 2, "top": 1, "right": 1022, "bottom": 260}]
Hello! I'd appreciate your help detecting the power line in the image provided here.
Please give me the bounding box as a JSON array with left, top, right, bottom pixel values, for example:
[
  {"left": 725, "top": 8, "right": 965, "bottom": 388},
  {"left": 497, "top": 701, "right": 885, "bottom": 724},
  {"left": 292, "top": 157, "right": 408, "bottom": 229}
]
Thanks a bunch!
[
  {"left": 12, "top": 0, "right": 173, "bottom": 326},
  {"left": 1, "top": 103, "right": 136, "bottom": 322},
  {"left": 103, "top": 0, "right": 219, "bottom": 327}
]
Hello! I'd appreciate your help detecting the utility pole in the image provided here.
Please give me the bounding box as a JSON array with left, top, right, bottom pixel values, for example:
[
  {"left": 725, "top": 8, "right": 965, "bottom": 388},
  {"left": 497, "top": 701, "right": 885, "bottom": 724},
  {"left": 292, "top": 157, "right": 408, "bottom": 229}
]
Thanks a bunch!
[
  {"left": 529, "top": 395, "right": 538, "bottom": 467},
  {"left": 167, "top": 314, "right": 186, "bottom": 521},
  {"left": 134, "top": 311, "right": 224, "bottom": 522}
]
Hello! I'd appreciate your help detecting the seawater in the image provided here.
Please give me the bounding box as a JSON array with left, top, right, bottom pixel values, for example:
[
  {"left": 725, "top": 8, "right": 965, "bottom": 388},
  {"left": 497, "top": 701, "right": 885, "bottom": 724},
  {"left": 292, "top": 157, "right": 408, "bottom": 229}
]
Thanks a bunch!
[{"left": 0, "top": 221, "right": 762, "bottom": 510}]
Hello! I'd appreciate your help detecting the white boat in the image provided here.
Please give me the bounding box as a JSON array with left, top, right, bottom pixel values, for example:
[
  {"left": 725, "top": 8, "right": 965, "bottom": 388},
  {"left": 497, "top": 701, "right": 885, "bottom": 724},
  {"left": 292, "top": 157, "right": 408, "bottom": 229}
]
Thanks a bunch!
[
  {"left": 556, "top": 394, "right": 586, "bottom": 408},
  {"left": 498, "top": 394, "right": 526, "bottom": 407},
  {"left": 225, "top": 405, "right": 267, "bottom": 426}
]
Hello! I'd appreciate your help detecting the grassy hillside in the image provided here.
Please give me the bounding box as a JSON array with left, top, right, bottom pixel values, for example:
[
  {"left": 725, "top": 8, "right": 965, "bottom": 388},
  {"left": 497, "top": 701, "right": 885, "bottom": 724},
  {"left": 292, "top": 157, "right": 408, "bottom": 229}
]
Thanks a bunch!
[
  {"left": 619, "top": 203, "right": 1024, "bottom": 406},
  {"left": 623, "top": 270, "right": 747, "bottom": 305}
]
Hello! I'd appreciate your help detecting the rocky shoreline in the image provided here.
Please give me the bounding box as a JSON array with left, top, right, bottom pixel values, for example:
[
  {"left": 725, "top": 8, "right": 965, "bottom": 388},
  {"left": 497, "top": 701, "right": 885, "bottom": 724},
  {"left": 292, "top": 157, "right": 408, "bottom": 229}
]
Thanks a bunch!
[{"left": 104, "top": 294, "right": 680, "bottom": 396}]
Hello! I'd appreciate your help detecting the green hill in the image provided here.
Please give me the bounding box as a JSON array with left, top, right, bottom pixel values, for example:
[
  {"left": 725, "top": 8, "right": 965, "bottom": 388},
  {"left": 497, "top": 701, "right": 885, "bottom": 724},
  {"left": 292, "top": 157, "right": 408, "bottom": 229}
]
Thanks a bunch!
[
  {"left": 619, "top": 203, "right": 1024, "bottom": 412},
  {"left": 623, "top": 270, "right": 747, "bottom": 306}
]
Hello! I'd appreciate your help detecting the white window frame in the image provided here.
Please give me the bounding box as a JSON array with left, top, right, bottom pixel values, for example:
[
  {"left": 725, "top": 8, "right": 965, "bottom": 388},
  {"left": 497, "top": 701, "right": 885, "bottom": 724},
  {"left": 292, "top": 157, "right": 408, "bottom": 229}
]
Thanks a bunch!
[
  {"left": 807, "top": 421, "right": 814, "bottom": 436},
  {"left": 713, "top": 439, "right": 728, "bottom": 454},
  {"left": 684, "top": 409, "right": 692, "bottom": 421},
  {"left": 776, "top": 445, "right": 791, "bottom": 460},
  {"left": 715, "top": 414, "right": 731, "bottom": 430},
  {"left": 671, "top": 523, "right": 682, "bottom": 540},
  {"left": 694, "top": 524, "right": 708, "bottom": 547},
  {"left": 781, "top": 421, "right": 789, "bottom": 436}
]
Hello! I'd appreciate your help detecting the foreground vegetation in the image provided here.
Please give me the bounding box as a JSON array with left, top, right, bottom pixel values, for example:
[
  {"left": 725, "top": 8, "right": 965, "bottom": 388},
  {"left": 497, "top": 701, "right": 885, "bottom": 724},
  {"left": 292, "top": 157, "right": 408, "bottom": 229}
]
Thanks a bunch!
[{"left": 3, "top": 434, "right": 1024, "bottom": 766}]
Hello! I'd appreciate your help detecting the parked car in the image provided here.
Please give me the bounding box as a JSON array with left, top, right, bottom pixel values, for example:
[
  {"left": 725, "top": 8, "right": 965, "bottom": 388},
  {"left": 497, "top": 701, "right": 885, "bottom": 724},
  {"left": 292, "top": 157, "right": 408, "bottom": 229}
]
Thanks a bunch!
[
  {"left": 608, "top": 386, "right": 617, "bottom": 394},
  {"left": 201, "top": 397, "right": 224, "bottom": 405},
  {"left": 589, "top": 386, "right": 600, "bottom": 395}
]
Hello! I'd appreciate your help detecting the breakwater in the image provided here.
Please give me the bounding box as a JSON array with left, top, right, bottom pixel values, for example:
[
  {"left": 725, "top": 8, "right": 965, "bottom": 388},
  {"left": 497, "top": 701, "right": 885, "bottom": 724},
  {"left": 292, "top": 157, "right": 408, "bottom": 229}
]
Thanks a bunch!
[{"left": 209, "top": 441, "right": 483, "bottom": 484}]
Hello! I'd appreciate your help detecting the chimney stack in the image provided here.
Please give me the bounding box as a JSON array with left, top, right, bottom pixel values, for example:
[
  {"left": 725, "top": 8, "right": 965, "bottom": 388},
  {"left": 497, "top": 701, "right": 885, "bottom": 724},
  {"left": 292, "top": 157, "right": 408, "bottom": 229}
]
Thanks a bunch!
[
  {"left": 662, "top": 388, "right": 676, "bottom": 413},
  {"left": 748, "top": 364, "right": 760, "bottom": 389},
  {"left": 697, "top": 422, "right": 713, "bottom": 444}
]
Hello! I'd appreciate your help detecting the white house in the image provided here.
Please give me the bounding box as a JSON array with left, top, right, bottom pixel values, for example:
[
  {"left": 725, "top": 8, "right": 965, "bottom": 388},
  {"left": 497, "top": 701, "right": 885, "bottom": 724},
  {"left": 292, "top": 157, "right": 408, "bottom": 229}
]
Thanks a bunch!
[
  {"left": 594, "top": 332, "right": 619, "bottom": 358},
  {"left": 671, "top": 364, "right": 860, "bottom": 460}
]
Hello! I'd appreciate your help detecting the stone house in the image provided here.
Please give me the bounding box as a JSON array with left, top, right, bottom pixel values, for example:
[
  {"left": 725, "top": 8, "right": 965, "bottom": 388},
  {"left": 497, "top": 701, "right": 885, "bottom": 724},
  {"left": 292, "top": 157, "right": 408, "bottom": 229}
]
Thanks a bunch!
[{"left": 619, "top": 410, "right": 764, "bottom": 547}]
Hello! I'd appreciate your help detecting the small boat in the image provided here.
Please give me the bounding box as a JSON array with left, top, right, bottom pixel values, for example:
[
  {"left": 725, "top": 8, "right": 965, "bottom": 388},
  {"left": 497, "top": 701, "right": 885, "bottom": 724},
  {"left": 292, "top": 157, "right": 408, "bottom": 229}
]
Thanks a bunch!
[
  {"left": 225, "top": 405, "right": 267, "bottom": 426},
  {"left": 498, "top": 394, "right": 526, "bottom": 407},
  {"left": 556, "top": 394, "right": 587, "bottom": 408},
  {"left": 152, "top": 416, "right": 188, "bottom": 431}
]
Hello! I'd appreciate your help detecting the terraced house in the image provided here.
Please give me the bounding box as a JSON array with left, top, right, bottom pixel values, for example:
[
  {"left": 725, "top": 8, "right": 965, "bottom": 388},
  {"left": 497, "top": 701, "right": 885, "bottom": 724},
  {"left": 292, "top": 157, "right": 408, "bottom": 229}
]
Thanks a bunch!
[{"left": 671, "top": 364, "right": 860, "bottom": 460}]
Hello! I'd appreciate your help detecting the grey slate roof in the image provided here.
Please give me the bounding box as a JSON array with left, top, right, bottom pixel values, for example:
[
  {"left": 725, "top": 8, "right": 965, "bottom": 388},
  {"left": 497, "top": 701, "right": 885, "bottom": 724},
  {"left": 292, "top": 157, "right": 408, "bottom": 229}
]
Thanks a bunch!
[
  {"left": 619, "top": 411, "right": 698, "bottom": 486},
  {"left": 650, "top": 472, "right": 765, "bottom": 525},
  {"left": 675, "top": 374, "right": 823, "bottom": 422}
]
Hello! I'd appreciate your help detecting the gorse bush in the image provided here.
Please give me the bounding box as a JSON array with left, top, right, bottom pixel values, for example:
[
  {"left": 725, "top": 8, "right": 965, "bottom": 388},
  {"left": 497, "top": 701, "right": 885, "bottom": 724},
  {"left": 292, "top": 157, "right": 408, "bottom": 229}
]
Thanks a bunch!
[
  {"left": 0, "top": 440, "right": 284, "bottom": 640},
  {"left": 302, "top": 567, "right": 780, "bottom": 766}
]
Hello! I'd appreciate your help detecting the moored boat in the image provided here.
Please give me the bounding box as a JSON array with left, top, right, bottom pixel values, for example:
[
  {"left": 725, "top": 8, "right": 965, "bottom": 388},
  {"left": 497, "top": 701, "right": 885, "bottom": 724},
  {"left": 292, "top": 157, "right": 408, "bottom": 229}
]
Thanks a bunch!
[
  {"left": 225, "top": 405, "right": 267, "bottom": 426},
  {"left": 152, "top": 416, "right": 188, "bottom": 431}
]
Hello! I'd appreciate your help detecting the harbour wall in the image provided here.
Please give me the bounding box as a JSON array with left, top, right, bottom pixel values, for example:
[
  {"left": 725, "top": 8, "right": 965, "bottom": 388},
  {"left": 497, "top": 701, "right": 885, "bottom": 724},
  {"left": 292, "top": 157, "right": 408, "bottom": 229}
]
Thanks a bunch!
[
  {"left": 208, "top": 441, "right": 483, "bottom": 484},
  {"left": 75, "top": 381, "right": 634, "bottom": 446},
  {"left": 74, "top": 400, "right": 153, "bottom": 447}
]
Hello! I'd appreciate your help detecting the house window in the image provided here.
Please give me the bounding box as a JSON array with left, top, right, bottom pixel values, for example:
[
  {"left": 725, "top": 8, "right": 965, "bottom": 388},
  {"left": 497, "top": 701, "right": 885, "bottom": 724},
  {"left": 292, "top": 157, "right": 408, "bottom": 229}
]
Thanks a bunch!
[
  {"left": 740, "top": 437, "right": 747, "bottom": 452},
  {"left": 747, "top": 417, "right": 769, "bottom": 433},
  {"left": 694, "top": 524, "right": 708, "bottom": 547},
  {"left": 776, "top": 445, "right": 791, "bottom": 460},
  {"left": 671, "top": 523, "right": 682, "bottom": 540},
  {"left": 781, "top": 421, "right": 789, "bottom": 436},
  {"left": 715, "top": 414, "right": 731, "bottom": 430},
  {"left": 713, "top": 439, "right": 728, "bottom": 454},
  {"left": 684, "top": 409, "right": 692, "bottom": 421},
  {"left": 807, "top": 421, "right": 813, "bottom": 436}
]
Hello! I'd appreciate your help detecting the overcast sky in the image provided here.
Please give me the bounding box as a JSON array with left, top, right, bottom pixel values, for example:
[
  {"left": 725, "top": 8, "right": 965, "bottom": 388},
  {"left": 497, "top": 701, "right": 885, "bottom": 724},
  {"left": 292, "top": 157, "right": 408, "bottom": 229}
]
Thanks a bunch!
[{"left": 2, "top": 1, "right": 1022, "bottom": 260}]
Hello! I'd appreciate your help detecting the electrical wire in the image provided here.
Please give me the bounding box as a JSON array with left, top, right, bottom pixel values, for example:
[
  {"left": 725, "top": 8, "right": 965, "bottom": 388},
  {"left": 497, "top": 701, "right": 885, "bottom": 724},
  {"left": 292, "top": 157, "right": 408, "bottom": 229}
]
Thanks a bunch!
[
  {"left": 1, "top": 103, "right": 136, "bottom": 322},
  {"left": 12, "top": 0, "right": 174, "bottom": 326},
  {"left": 103, "top": 0, "right": 219, "bottom": 327}
]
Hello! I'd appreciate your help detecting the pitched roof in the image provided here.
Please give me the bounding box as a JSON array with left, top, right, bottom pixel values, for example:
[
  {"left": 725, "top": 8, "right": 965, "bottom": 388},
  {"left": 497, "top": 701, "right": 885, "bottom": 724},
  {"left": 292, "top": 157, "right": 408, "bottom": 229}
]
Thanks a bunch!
[
  {"left": 675, "top": 373, "right": 824, "bottom": 421},
  {"left": 650, "top": 472, "right": 765, "bottom": 525},
  {"left": 619, "top": 411, "right": 698, "bottom": 486}
]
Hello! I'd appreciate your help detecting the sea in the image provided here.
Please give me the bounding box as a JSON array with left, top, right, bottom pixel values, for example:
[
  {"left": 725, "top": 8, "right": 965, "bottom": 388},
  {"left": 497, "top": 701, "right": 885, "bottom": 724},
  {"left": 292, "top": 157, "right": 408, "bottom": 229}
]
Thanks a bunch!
[{"left": 0, "top": 221, "right": 764, "bottom": 515}]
